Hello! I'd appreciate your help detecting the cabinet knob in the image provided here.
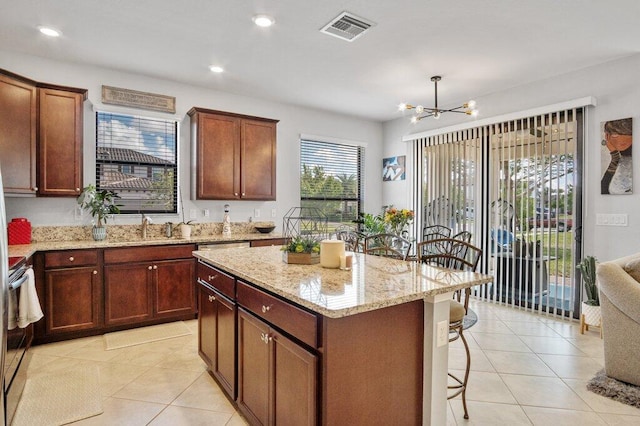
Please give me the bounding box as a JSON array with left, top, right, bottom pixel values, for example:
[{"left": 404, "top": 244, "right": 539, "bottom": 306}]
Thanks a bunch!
[
  {"left": 208, "top": 295, "right": 216, "bottom": 302},
  {"left": 242, "top": 192, "right": 245, "bottom": 197},
  {"left": 234, "top": 192, "right": 238, "bottom": 196},
  {"left": 208, "top": 275, "right": 217, "bottom": 281},
  {"left": 261, "top": 305, "right": 271, "bottom": 313},
  {"left": 153, "top": 265, "right": 158, "bottom": 270},
  {"left": 33, "top": 187, "right": 38, "bottom": 191},
  {"left": 69, "top": 256, "right": 74, "bottom": 262},
  {"left": 93, "top": 270, "right": 98, "bottom": 275},
  {"left": 75, "top": 188, "right": 80, "bottom": 191},
  {"left": 260, "top": 332, "right": 271, "bottom": 344},
  {"left": 148, "top": 266, "right": 153, "bottom": 270}
]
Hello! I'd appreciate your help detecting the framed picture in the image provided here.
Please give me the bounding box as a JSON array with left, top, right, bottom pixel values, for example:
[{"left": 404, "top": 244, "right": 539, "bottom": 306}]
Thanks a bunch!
[
  {"left": 600, "top": 117, "right": 632, "bottom": 194},
  {"left": 383, "top": 156, "right": 405, "bottom": 181}
]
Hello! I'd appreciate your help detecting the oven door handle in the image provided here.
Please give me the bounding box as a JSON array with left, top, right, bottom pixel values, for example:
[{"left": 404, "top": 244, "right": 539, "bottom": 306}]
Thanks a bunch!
[{"left": 9, "top": 273, "right": 29, "bottom": 291}]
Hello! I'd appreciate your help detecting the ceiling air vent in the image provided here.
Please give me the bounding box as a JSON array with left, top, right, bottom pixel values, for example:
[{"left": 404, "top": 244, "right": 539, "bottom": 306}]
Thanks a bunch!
[{"left": 320, "top": 11, "right": 374, "bottom": 42}]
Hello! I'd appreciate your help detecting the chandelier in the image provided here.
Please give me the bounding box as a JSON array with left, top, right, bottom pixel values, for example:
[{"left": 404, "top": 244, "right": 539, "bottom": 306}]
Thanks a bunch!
[{"left": 398, "top": 76, "right": 478, "bottom": 123}]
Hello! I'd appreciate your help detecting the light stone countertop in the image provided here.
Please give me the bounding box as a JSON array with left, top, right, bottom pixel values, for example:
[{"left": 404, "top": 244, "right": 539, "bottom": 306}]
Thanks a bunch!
[
  {"left": 8, "top": 232, "right": 285, "bottom": 260},
  {"left": 194, "top": 245, "right": 494, "bottom": 318}
]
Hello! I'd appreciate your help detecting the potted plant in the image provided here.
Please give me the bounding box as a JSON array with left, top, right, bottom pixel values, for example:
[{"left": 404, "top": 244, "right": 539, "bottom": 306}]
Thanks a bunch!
[
  {"left": 176, "top": 189, "right": 194, "bottom": 238},
  {"left": 577, "top": 255, "right": 601, "bottom": 335},
  {"left": 281, "top": 236, "right": 321, "bottom": 264},
  {"left": 383, "top": 205, "right": 414, "bottom": 237},
  {"left": 77, "top": 184, "right": 121, "bottom": 241}
]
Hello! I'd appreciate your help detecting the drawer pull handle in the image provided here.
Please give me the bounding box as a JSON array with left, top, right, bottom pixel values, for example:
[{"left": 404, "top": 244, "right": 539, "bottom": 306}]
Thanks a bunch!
[
  {"left": 153, "top": 265, "right": 158, "bottom": 270},
  {"left": 208, "top": 275, "right": 217, "bottom": 281},
  {"left": 148, "top": 266, "right": 153, "bottom": 270},
  {"left": 260, "top": 332, "right": 271, "bottom": 344},
  {"left": 93, "top": 270, "right": 98, "bottom": 275},
  {"left": 261, "top": 305, "right": 272, "bottom": 313},
  {"left": 208, "top": 295, "right": 216, "bottom": 302},
  {"left": 69, "top": 256, "right": 74, "bottom": 262}
]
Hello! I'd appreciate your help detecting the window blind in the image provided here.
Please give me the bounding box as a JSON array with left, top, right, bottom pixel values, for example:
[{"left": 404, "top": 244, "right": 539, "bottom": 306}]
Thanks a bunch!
[
  {"left": 300, "top": 139, "right": 363, "bottom": 227},
  {"left": 96, "top": 111, "right": 178, "bottom": 214}
]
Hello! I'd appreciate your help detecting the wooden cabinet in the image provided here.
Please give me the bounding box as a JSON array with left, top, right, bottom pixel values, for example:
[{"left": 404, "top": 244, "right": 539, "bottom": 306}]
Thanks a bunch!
[
  {"left": 188, "top": 108, "right": 277, "bottom": 201},
  {"left": 104, "top": 244, "right": 196, "bottom": 326},
  {"left": 198, "top": 275, "right": 236, "bottom": 398},
  {"left": 37, "top": 86, "right": 86, "bottom": 196},
  {"left": 237, "top": 308, "right": 317, "bottom": 426},
  {"left": 0, "top": 70, "right": 37, "bottom": 195},
  {"left": 0, "top": 68, "right": 86, "bottom": 196},
  {"left": 250, "top": 238, "right": 288, "bottom": 248},
  {"left": 43, "top": 250, "right": 102, "bottom": 334}
]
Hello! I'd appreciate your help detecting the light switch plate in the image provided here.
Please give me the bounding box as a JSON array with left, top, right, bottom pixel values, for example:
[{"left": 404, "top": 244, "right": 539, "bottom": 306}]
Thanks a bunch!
[
  {"left": 254, "top": 209, "right": 261, "bottom": 218},
  {"left": 596, "top": 213, "right": 628, "bottom": 226},
  {"left": 203, "top": 209, "right": 210, "bottom": 218},
  {"left": 436, "top": 320, "right": 448, "bottom": 347}
]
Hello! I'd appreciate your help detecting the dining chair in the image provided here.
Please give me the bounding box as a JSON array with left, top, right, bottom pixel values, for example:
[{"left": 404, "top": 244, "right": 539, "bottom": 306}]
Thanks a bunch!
[
  {"left": 416, "top": 237, "right": 482, "bottom": 420},
  {"left": 452, "top": 230, "right": 472, "bottom": 243},
  {"left": 422, "top": 224, "right": 452, "bottom": 242},
  {"left": 363, "top": 233, "right": 412, "bottom": 260},
  {"left": 336, "top": 229, "right": 364, "bottom": 252}
]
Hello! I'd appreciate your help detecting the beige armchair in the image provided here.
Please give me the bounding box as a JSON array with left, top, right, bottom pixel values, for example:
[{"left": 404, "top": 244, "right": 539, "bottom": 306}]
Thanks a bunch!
[{"left": 596, "top": 253, "right": 640, "bottom": 387}]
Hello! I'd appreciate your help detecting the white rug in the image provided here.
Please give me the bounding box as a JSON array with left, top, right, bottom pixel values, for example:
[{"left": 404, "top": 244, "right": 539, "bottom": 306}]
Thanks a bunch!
[
  {"left": 12, "top": 366, "right": 103, "bottom": 426},
  {"left": 104, "top": 321, "right": 192, "bottom": 350}
]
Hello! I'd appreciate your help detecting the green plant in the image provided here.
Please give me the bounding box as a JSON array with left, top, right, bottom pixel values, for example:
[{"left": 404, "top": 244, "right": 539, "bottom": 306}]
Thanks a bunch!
[
  {"left": 383, "top": 206, "right": 414, "bottom": 234},
  {"left": 353, "top": 212, "right": 386, "bottom": 235},
  {"left": 282, "top": 236, "right": 321, "bottom": 254},
  {"left": 577, "top": 255, "right": 599, "bottom": 306},
  {"left": 77, "top": 184, "right": 121, "bottom": 227}
]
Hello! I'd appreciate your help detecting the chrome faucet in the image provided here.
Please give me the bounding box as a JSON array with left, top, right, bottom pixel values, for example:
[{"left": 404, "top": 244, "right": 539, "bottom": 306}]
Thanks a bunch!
[{"left": 141, "top": 215, "right": 151, "bottom": 239}]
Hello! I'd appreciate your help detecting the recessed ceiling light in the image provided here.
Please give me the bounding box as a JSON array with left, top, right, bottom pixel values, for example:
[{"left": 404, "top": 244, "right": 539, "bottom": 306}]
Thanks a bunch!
[
  {"left": 209, "top": 65, "right": 224, "bottom": 73},
  {"left": 252, "top": 14, "right": 275, "bottom": 28},
  {"left": 38, "top": 26, "right": 62, "bottom": 37}
]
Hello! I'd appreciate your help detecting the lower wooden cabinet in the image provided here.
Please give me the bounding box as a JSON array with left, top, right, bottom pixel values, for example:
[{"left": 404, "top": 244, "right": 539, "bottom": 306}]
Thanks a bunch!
[
  {"left": 155, "top": 258, "right": 196, "bottom": 318},
  {"left": 198, "top": 281, "right": 236, "bottom": 398},
  {"left": 44, "top": 266, "right": 101, "bottom": 334},
  {"left": 237, "top": 308, "right": 317, "bottom": 426}
]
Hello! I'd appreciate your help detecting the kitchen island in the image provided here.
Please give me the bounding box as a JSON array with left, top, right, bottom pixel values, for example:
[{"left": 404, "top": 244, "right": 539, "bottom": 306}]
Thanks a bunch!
[{"left": 194, "top": 245, "right": 493, "bottom": 425}]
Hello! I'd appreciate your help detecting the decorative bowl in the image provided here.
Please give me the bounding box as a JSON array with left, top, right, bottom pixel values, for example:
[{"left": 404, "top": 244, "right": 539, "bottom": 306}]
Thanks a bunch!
[{"left": 255, "top": 225, "right": 276, "bottom": 234}]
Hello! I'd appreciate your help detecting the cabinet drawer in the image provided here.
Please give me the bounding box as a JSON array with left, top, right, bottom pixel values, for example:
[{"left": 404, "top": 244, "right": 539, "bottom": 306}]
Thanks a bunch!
[
  {"left": 197, "top": 262, "right": 235, "bottom": 300},
  {"left": 105, "top": 244, "right": 196, "bottom": 264},
  {"left": 250, "top": 238, "right": 288, "bottom": 247},
  {"left": 45, "top": 249, "right": 98, "bottom": 268},
  {"left": 237, "top": 281, "right": 317, "bottom": 348}
]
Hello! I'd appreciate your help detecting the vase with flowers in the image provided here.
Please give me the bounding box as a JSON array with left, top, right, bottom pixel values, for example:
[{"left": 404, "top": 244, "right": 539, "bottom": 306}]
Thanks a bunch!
[
  {"left": 383, "top": 206, "right": 415, "bottom": 238},
  {"left": 77, "top": 184, "right": 121, "bottom": 241},
  {"left": 281, "top": 236, "right": 321, "bottom": 264}
]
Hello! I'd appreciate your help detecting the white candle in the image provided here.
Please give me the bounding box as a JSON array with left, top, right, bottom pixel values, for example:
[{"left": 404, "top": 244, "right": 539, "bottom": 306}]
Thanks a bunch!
[
  {"left": 340, "top": 255, "right": 346, "bottom": 269},
  {"left": 320, "top": 240, "right": 345, "bottom": 269}
]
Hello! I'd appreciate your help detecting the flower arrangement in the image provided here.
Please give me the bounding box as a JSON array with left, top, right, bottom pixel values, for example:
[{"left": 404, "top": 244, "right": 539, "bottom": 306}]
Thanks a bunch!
[
  {"left": 383, "top": 206, "right": 414, "bottom": 236},
  {"left": 77, "top": 184, "right": 121, "bottom": 227},
  {"left": 282, "top": 236, "right": 321, "bottom": 254}
]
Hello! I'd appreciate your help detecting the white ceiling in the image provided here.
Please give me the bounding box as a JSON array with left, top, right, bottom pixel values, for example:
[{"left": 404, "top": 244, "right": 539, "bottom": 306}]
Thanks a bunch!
[{"left": 1, "top": 1, "right": 639, "bottom": 122}]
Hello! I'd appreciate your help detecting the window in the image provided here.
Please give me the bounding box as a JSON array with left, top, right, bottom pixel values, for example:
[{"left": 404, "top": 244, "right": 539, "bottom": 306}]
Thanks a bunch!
[
  {"left": 96, "top": 111, "right": 178, "bottom": 214},
  {"left": 300, "top": 139, "right": 363, "bottom": 229}
]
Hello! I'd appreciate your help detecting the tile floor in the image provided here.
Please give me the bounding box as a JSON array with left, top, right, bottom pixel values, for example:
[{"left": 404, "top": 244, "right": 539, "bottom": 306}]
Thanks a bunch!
[{"left": 22, "top": 301, "right": 640, "bottom": 425}]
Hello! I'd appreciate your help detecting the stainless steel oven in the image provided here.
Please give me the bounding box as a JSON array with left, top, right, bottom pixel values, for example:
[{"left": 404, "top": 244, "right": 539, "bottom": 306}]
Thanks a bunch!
[{"left": 5, "top": 257, "right": 32, "bottom": 426}]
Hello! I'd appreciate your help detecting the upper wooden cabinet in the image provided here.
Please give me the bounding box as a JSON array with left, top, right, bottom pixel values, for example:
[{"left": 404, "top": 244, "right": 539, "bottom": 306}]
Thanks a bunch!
[
  {"left": 188, "top": 107, "right": 278, "bottom": 200},
  {"left": 0, "top": 71, "right": 37, "bottom": 194},
  {"left": 37, "top": 86, "right": 86, "bottom": 196},
  {"left": 0, "top": 68, "right": 86, "bottom": 196}
]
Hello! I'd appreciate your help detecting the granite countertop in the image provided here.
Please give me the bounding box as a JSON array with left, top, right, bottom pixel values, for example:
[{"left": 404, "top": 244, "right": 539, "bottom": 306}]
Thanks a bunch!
[
  {"left": 8, "top": 232, "right": 285, "bottom": 259},
  {"left": 194, "top": 245, "right": 494, "bottom": 318}
]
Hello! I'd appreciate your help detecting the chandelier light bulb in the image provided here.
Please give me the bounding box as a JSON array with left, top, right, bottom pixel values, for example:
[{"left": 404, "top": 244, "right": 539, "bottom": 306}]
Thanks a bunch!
[
  {"left": 471, "top": 109, "right": 479, "bottom": 117},
  {"left": 433, "top": 111, "right": 441, "bottom": 120},
  {"left": 415, "top": 105, "right": 425, "bottom": 114},
  {"left": 410, "top": 116, "right": 418, "bottom": 124},
  {"left": 398, "top": 103, "right": 407, "bottom": 111},
  {"left": 467, "top": 100, "right": 477, "bottom": 110}
]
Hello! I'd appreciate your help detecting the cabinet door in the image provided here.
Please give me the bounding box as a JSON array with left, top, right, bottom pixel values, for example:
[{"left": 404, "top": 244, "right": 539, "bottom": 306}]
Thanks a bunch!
[
  {"left": 0, "top": 73, "right": 36, "bottom": 194},
  {"left": 37, "top": 87, "right": 83, "bottom": 196},
  {"left": 154, "top": 258, "right": 196, "bottom": 317},
  {"left": 241, "top": 119, "right": 276, "bottom": 200},
  {"left": 198, "top": 283, "right": 236, "bottom": 398},
  {"left": 196, "top": 113, "right": 241, "bottom": 199},
  {"left": 238, "top": 309, "right": 270, "bottom": 426},
  {"left": 44, "top": 266, "right": 101, "bottom": 334},
  {"left": 272, "top": 329, "right": 317, "bottom": 426},
  {"left": 104, "top": 263, "right": 153, "bottom": 325}
]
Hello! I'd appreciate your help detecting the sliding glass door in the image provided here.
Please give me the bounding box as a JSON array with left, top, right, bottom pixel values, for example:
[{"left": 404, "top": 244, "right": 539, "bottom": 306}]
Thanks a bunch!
[{"left": 413, "top": 108, "right": 583, "bottom": 318}]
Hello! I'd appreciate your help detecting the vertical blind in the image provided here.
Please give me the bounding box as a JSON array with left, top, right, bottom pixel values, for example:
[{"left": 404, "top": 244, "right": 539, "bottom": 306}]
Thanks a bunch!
[
  {"left": 300, "top": 139, "right": 363, "bottom": 226},
  {"left": 413, "top": 108, "right": 583, "bottom": 318},
  {"left": 96, "top": 111, "right": 178, "bottom": 214}
]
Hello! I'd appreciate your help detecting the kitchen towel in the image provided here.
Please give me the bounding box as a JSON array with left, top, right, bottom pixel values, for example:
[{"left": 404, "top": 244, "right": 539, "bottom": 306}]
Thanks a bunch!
[
  {"left": 17, "top": 268, "right": 43, "bottom": 328},
  {"left": 7, "top": 288, "right": 18, "bottom": 330}
]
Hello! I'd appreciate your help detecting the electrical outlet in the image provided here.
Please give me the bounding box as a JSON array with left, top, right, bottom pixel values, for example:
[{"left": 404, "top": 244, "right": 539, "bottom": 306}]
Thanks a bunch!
[
  {"left": 271, "top": 208, "right": 277, "bottom": 218},
  {"left": 190, "top": 209, "right": 197, "bottom": 219},
  {"left": 254, "top": 209, "right": 261, "bottom": 218},
  {"left": 436, "top": 320, "right": 448, "bottom": 347},
  {"left": 203, "top": 209, "right": 210, "bottom": 218}
]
